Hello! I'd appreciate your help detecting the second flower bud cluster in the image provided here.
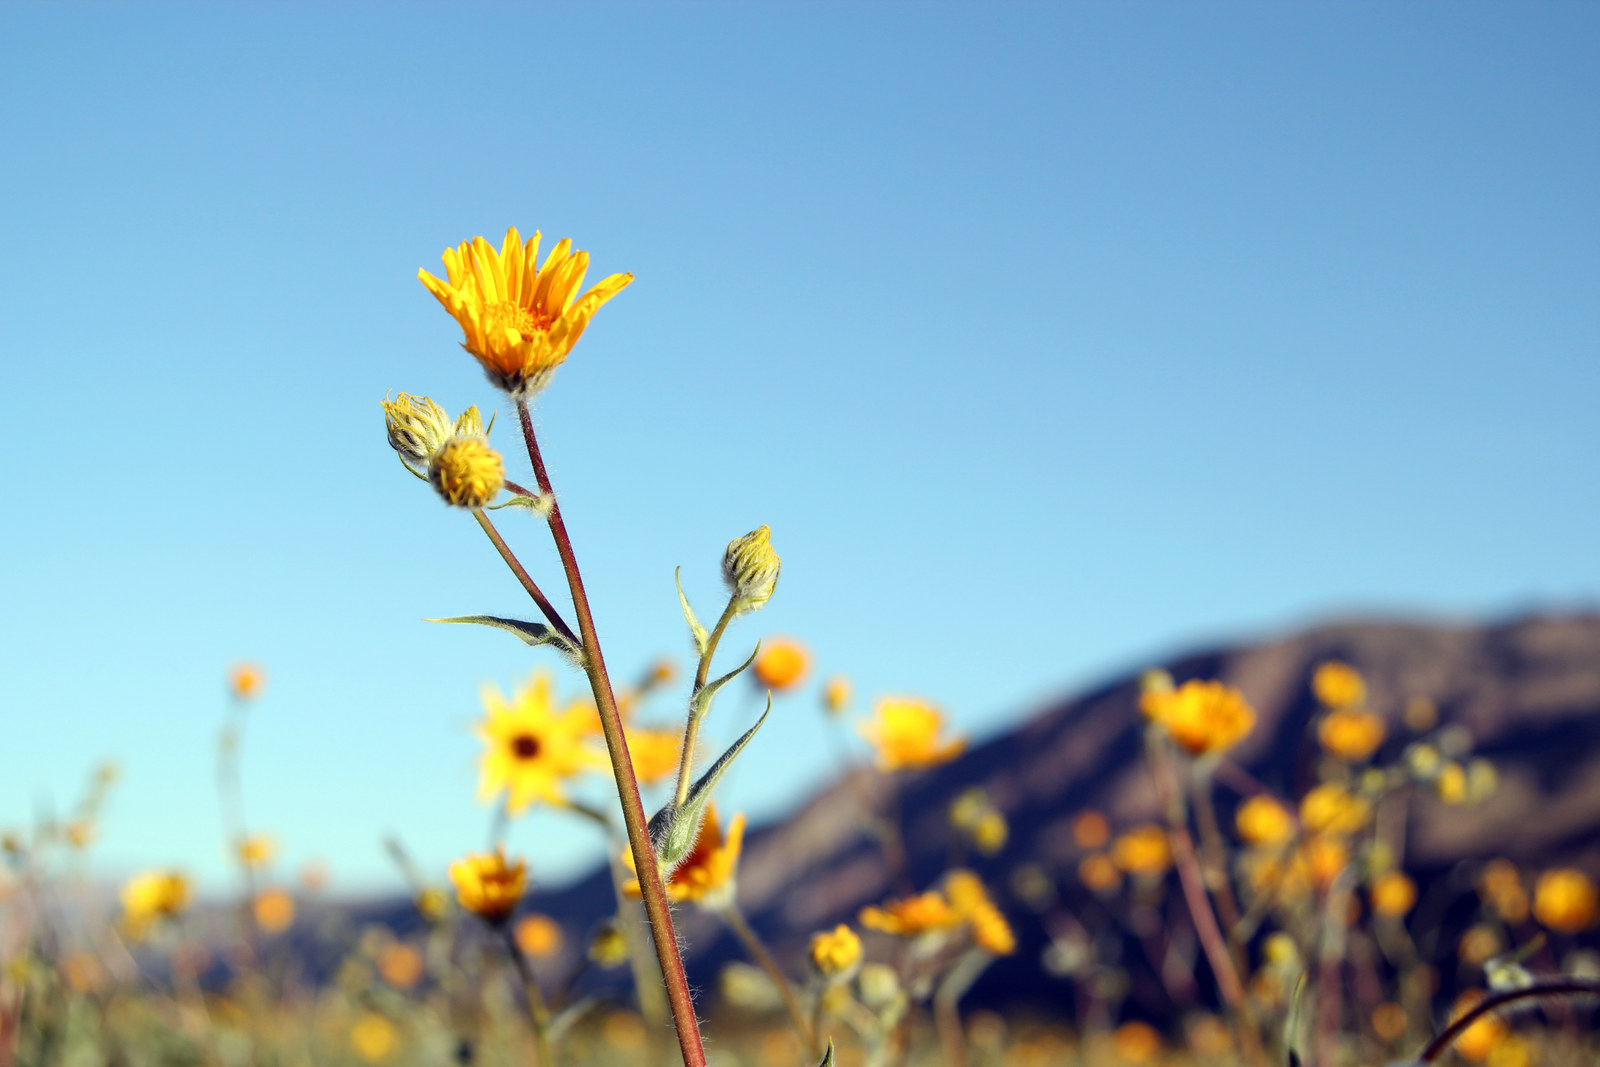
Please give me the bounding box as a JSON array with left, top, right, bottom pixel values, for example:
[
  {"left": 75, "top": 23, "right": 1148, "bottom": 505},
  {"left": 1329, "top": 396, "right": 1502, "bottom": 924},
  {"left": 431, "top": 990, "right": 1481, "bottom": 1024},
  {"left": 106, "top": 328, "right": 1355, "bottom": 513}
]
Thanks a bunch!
[{"left": 382, "top": 392, "right": 506, "bottom": 509}]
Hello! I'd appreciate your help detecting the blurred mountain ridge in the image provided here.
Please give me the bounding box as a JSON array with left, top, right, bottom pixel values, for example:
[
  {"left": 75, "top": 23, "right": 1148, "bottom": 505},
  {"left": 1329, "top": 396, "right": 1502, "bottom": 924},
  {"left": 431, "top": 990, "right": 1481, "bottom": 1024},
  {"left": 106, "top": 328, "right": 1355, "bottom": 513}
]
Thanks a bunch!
[{"left": 357, "top": 611, "right": 1600, "bottom": 1010}]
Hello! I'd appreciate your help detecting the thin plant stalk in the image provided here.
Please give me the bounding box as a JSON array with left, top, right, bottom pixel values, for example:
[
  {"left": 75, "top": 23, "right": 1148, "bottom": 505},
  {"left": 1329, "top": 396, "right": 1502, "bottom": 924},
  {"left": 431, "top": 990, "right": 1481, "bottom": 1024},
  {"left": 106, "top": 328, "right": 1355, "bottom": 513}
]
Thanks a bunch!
[
  {"left": 719, "top": 905, "right": 815, "bottom": 1052},
  {"left": 1416, "top": 979, "right": 1600, "bottom": 1063},
  {"left": 1146, "top": 733, "right": 1264, "bottom": 1067},
  {"left": 514, "top": 399, "right": 706, "bottom": 1067},
  {"left": 471, "top": 508, "right": 581, "bottom": 650},
  {"left": 504, "top": 929, "right": 556, "bottom": 1067},
  {"left": 674, "top": 600, "right": 738, "bottom": 808}
]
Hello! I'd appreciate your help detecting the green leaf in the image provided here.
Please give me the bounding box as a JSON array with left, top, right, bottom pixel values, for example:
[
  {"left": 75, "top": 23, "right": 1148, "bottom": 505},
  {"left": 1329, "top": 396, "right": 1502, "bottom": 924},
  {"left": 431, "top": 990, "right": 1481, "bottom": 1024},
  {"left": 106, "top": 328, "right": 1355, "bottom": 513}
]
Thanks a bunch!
[
  {"left": 486, "top": 493, "right": 552, "bottom": 516},
  {"left": 815, "top": 1040, "right": 835, "bottom": 1067},
  {"left": 675, "top": 567, "right": 709, "bottom": 656},
  {"left": 689, "top": 641, "right": 761, "bottom": 724},
  {"left": 424, "top": 615, "right": 580, "bottom": 663},
  {"left": 649, "top": 697, "right": 770, "bottom": 868}
]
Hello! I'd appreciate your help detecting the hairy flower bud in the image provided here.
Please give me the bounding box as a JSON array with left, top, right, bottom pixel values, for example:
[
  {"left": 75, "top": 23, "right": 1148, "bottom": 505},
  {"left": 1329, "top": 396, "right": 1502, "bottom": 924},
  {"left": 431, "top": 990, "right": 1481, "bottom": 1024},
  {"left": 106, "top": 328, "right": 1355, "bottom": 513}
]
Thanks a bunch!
[
  {"left": 722, "top": 525, "right": 781, "bottom": 614},
  {"left": 382, "top": 392, "right": 454, "bottom": 465},
  {"left": 429, "top": 437, "right": 505, "bottom": 508}
]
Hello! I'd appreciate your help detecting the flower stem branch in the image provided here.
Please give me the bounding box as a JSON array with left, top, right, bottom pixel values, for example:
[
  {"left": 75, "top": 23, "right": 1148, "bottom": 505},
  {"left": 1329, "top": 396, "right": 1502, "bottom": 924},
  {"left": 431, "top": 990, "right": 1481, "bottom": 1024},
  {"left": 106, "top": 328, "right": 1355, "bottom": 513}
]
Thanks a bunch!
[
  {"left": 503, "top": 929, "right": 556, "bottom": 1067},
  {"left": 719, "top": 905, "right": 814, "bottom": 1052},
  {"left": 674, "top": 599, "right": 738, "bottom": 808},
  {"left": 471, "top": 508, "right": 581, "bottom": 651},
  {"left": 1417, "top": 979, "right": 1600, "bottom": 1063},
  {"left": 515, "top": 399, "right": 706, "bottom": 1067}
]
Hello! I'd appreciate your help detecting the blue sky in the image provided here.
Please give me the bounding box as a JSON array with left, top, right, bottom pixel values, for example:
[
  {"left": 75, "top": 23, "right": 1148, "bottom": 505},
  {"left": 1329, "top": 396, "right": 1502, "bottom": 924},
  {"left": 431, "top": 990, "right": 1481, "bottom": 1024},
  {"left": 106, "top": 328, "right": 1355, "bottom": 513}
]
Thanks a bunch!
[{"left": 2, "top": 2, "right": 1596, "bottom": 894}]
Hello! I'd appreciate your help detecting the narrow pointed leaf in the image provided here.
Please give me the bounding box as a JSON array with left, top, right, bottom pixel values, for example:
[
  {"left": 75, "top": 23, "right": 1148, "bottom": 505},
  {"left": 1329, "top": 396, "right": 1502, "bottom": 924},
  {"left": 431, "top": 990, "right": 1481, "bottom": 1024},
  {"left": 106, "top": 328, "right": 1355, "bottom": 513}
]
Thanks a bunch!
[
  {"left": 676, "top": 566, "right": 709, "bottom": 656},
  {"left": 425, "top": 615, "right": 579, "bottom": 661},
  {"left": 815, "top": 1040, "right": 835, "bottom": 1067},
  {"left": 689, "top": 641, "right": 761, "bottom": 724},
  {"left": 649, "top": 698, "right": 770, "bottom": 868},
  {"left": 486, "top": 493, "right": 552, "bottom": 516}
]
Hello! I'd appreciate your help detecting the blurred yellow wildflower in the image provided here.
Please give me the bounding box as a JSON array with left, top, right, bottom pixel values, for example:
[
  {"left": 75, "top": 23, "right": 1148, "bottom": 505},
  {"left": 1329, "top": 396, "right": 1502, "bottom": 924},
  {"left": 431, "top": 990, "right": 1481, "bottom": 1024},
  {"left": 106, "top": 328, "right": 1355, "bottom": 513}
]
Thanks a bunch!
[
  {"left": 1111, "top": 825, "right": 1172, "bottom": 876},
  {"left": 1299, "top": 783, "right": 1369, "bottom": 837},
  {"left": 809, "top": 924, "right": 862, "bottom": 977},
  {"left": 944, "top": 870, "right": 1017, "bottom": 955},
  {"left": 121, "top": 870, "right": 191, "bottom": 937},
  {"left": 419, "top": 228, "right": 633, "bottom": 397},
  {"left": 1480, "top": 860, "right": 1529, "bottom": 924},
  {"left": 64, "top": 819, "right": 95, "bottom": 849},
  {"left": 1078, "top": 853, "right": 1123, "bottom": 893},
  {"left": 1305, "top": 837, "right": 1348, "bottom": 891},
  {"left": 1235, "top": 795, "right": 1296, "bottom": 847},
  {"left": 1450, "top": 991, "right": 1507, "bottom": 1062},
  {"left": 753, "top": 637, "right": 809, "bottom": 691},
  {"left": 623, "top": 725, "right": 683, "bottom": 786},
  {"left": 1072, "top": 810, "right": 1111, "bottom": 850},
  {"left": 350, "top": 1012, "right": 398, "bottom": 1063},
  {"left": 1459, "top": 925, "right": 1502, "bottom": 968},
  {"left": 378, "top": 943, "right": 424, "bottom": 989},
  {"left": 1532, "top": 868, "right": 1598, "bottom": 933},
  {"left": 449, "top": 849, "right": 527, "bottom": 924},
  {"left": 860, "top": 891, "right": 961, "bottom": 938},
  {"left": 625, "top": 804, "right": 745, "bottom": 907},
  {"left": 1318, "top": 708, "right": 1386, "bottom": 762},
  {"left": 1371, "top": 871, "right": 1417, "bottom": 917},
  {"left": 1371, "top": 1002, "right": 1407, "bottom": 1042},
  {"left": 1141, "top": 679, "right": 1256, "bottom": 756},
  {"left": 1488, "top": 1035, "right": 1532, "bottom": 1067},
  {"left": 1111, "top": 1020, "right": 1161, "bottom": 1064},
  {"left": 822, "top": 675, "right": 852, "bottom": 716},
  {"left": 514, "top": 913, "right": 564, "bottom": 958},
  {"left": 415, "top": 886, "right": 450, "bottom": 923},
  {"left": 253, "top": 887, "right": 295, "bottom": 933},
  {"left": 588, "top": 922, "right": 630, "bottom": 967},
  {"left": 429, "top": 435, "right": 504, "bottom": 508},
  {"left": 972, "top": 810, "right": 1009, "bottom": 854},
  {"left": 476, "top": 672, "right": 605, "bottom": 813},
  {"left": 237, "top": 833, "right": 276, "bottom": 869},
  {"left": 858, "top": 697, "right": 966, "bottom": 771},
  {"left": 723, "top": 525, "right": 782, "bottom": 614},
  {"left": 1312, "top": 661, "right": 1366, "bottom": 708},
  {"left": 645, "top": 657, "right": 678, "bottom": 687},
  {"left": 1436, "top": 761, "right": 1468, "bottom": 804},
  {"left": 228, "top": 662, "right": 266, "bottom": 700}
]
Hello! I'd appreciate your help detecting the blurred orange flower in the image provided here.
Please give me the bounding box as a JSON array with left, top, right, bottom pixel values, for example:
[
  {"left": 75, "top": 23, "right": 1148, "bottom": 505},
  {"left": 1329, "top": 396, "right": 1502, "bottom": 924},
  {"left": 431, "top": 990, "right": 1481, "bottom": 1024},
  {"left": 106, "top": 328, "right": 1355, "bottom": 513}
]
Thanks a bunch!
[
  {"left": 1235, "top": 795, "right": 1296, "bottom": 847},
  {"left": 449, "top": 849, "right": 527, "bottom": 924},
  {"left": 1141, "top": 679, "right": 1256, "bottom": 756},
  {"left": 753, "top": 637, "right": 809, "bottom": 691},
  {"left": 1533, "top": 868, "right": 1598, "bottom": 933},
  {"left": 1311, "top": 661, "right": 1366, "bottom": 709},
  {"left": 514, "top": 913, "right": 565, "bottom": 958},
  {"left": 1318, "top": 708, "right": 1387, "bottom": 762},
  {"left": 858, "top": 697, "right": 966, "bottom": 771},
  {"left": 228, "top": 662, "right": 266, "bottom": 700},
  {"left": 1111, "top": 825, "right": 1172, "bottom": 876}
]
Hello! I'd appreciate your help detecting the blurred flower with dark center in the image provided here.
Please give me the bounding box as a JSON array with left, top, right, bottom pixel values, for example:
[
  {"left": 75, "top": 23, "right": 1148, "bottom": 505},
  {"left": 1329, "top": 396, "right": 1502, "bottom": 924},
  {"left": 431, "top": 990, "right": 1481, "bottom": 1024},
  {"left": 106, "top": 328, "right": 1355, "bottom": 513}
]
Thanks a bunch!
[{"left": 476, "top": 671, "right": 606, "bottom": 813}]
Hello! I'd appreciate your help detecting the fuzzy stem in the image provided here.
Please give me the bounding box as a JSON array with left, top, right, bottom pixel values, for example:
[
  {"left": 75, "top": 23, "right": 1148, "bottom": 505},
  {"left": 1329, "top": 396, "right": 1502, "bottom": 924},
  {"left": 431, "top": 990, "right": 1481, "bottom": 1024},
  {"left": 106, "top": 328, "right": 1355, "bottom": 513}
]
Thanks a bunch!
[
  {"left": 1417, "top": 979, "right": 1600, "bottom": 1063},
  {"left": 515, "top": 400, "right": 706, "bottom": 1067},
  {"left": 674, "top": 599, "right": 738, "bottom": 808},
  {"left": 471, "top": 509, "right": 581, "bottom": 650}
]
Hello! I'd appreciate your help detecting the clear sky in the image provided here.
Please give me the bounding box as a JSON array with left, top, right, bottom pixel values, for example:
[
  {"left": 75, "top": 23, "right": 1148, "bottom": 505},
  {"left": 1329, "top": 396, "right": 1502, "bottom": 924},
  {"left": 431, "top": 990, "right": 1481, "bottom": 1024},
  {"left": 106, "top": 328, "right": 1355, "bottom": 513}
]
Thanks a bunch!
[{"left": 2, "top": 2, "right": 1596, "bottom": 895}]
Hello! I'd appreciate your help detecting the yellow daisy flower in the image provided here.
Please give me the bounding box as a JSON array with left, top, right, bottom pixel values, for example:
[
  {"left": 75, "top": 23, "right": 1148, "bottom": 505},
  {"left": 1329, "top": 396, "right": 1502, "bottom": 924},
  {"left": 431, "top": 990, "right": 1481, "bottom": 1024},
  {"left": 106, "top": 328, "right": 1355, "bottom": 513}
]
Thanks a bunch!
[
  {"left": 419, "top": 227, "right": 632, "bottom": 397},
  {"left": 1140, "top": 679, "right": 1256, "bottom": 757},
  {"left": 859, "top": 891, "right": 962, "bottom": 938},
  {"left": 858, "top": 697, "right": 966, "bottom": 771},
  {"left": 476, "top": 672, "right": 606, "bottom": 814},
  {"left": 623, "top": 803, "right": 746, "bottom": 908},
  {"left": 449, "top": 849, "right": 527, "bottom": 924}
]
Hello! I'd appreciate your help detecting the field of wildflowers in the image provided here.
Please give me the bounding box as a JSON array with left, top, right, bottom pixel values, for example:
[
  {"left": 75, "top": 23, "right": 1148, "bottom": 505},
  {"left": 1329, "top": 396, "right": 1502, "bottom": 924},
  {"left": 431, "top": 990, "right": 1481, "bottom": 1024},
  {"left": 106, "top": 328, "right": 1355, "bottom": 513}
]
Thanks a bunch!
[{"left": 3, "top": 227, "right": 1596, "bottom": 1067}]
